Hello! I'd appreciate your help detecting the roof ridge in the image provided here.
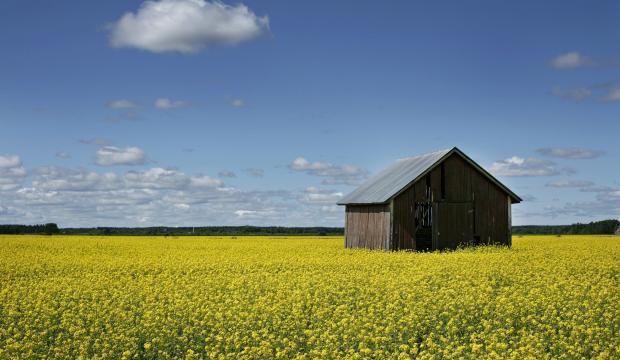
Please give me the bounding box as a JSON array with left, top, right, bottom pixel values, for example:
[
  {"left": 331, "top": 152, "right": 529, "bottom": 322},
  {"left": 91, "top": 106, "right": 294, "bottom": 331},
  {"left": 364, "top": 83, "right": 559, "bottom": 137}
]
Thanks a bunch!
[
  {"left": 395, "top": 147, "right": 454, "bottom": 162},
  {"left": 338, "top": 146, "right": 521, "bottom": 205}
]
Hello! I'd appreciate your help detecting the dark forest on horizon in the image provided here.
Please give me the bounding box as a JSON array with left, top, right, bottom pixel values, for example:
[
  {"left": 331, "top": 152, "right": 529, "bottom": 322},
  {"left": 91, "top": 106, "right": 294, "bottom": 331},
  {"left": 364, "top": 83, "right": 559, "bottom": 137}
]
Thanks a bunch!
[{"left": 0, "top": 219, "right": 618, "bottom": 236}]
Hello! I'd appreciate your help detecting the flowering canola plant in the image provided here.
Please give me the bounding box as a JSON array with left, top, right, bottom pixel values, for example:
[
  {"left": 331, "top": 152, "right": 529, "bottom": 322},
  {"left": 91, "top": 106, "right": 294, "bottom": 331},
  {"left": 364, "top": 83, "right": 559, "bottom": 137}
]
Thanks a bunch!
[{"left": 0, "top": 235, "right": 618, "bottom": 359}]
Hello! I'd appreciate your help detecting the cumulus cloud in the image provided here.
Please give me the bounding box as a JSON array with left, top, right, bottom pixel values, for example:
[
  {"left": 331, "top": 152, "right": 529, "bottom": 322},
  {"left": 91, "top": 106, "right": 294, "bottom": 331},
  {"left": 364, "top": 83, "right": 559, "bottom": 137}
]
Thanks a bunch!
[
  {"left": 32, "top": 166, "right": 223, "bottom": 193},
  {"left": 0, "top": 154, "right": 348, "bottom": 227},
  {"left": 234, "top": 209, "right": 254, "bottom": 217},
  {"left": 549, "top": 188, "right": 620, "bottom": 218},
  {"left": 320, "top": 205, "right": 340, "bottom": 213},
  {"left": 0, "top": 155, "right": 22, "bottom": 169},
  {"left": 218, "top": 170, "right": 236, "bottom": 178},
  {"left": 106, "top": 99, "right": 140, "bottom": 109},
  {"left": 550, "top": 86, "right": 591, "bottom": 101},
  {"left": 301, "top": 187, "right": 343, "bottom": 205},
  {"left": 243, "top": 168, "right": 264, "bottom": 178},
  {"left": 536, "top": 147, "right": 605, "bottom": 159},
  {"left": 490, "top": 156, "right": 564, "bottom": 177},
  {"left": 546, "top": 180, "right": 594, "bottom": 188},
  {"left": 33, "top": 167, "right": 121, "bottom": 192},
  {"left": 0, "top": 155, "right": 27, "bottom": 191},
  {"left": 95, "top": 146, "right": 146, "bottom": 166},
  {"left": 190, "top": 175, "right": 223, "bottom": 188},
  {"left": 154, "top": 98, "right": 187, "bottom": 109},
  {"left": 514, "top": 178, "right": 620, "bottom": 221},
  {"left": 124, "top": 167, "right": 188, "bottom": 189},
  {"left": 289, "top": 157, "right": 368, "bottom": 185},
  {"left": 550, "top": 52, "right": 590, "bottom": 69},
  {"left": 0, "top": 162, "right": 345, "bottom": 226},
  {"left": 108, "top": 0, "right": 270, "bottom": 54},
  {"left": 601, "top": 86, "right": 620, "bottom": 102}
]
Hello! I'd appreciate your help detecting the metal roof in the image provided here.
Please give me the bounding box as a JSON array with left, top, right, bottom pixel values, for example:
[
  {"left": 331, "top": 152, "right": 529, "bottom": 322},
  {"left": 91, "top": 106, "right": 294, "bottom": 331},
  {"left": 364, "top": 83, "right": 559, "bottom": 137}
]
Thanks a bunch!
[{"left": 337, "top": 147, "right": 521, "bottom": 205}]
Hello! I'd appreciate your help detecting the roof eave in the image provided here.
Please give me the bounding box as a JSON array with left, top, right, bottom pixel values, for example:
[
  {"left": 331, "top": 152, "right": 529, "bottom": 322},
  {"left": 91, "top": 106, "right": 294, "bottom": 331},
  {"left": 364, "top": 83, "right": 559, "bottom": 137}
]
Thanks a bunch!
[{"left": 337, "top": 201, "right": 389, "bottom": 206}]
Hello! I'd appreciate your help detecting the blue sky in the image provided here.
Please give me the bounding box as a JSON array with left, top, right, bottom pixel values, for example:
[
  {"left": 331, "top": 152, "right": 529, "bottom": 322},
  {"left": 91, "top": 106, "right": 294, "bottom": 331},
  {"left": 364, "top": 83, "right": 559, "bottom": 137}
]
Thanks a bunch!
[{"left": 0, "top": 0, "right": 618, "bottom": 227}]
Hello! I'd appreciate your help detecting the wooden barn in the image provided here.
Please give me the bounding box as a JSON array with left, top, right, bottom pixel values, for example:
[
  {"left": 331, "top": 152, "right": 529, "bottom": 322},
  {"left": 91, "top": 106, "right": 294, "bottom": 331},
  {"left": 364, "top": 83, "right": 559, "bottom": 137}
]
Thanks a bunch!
[{"left": 338, "top": 147, "right": 521, "bottom": 251}]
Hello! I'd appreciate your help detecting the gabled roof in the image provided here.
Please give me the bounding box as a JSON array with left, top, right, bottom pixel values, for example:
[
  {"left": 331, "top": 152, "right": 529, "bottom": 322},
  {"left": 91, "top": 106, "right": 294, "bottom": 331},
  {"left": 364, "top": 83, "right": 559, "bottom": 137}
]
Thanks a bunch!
[{"left": 337, "top": 147, "right": 521, "bottom": 205}]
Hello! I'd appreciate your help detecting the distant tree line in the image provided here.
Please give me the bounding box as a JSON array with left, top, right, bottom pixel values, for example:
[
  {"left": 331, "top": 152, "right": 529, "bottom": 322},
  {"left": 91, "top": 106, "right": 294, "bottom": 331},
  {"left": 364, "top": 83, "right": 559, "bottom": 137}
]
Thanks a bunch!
[
  {"left": 512, "top": 219, "right": 619, "bottom": 235},
  {"left": 58, "top": 226, "right": 345, "bottom": 236},
  {"left": 0, "top": 223, "right": 59, "bottom": 235},
  {"left": 1, "top": 220, "right": 618, "bottom": 236}
]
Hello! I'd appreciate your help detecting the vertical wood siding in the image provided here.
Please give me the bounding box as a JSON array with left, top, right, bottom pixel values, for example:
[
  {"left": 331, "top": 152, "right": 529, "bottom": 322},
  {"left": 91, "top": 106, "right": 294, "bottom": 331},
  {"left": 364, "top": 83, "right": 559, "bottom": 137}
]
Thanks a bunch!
[
  {"left": 391, "top": 153, "right": 512, "bottom": 250},
  {"left": 441, "top": 154, "right": 511, "bottom": 247},
  {"left": 392, "top": 184, "right": 416, "bottom": 250},
  {"left": 345, "top": 205, "right": 391, "bottom": 249},
  {"left": 434, "top": 202, "right": 474, "bottom": 250}
]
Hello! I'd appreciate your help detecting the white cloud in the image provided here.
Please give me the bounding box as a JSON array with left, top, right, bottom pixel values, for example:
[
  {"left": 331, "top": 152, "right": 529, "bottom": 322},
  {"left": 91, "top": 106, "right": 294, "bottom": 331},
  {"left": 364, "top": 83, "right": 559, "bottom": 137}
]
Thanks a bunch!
[
  {"left": 33, "top": 167, "right": 121, "bottom": 192},
  {"left": 289, "top": 157, "right": 368, "bottom": 185},
  {"left": 0, "top": 155, "right": 22, "bottom": 169},
  {"left": 602, "top": 87, "right": 620, "bottom": 102},
  {"left": 189, "top": 175, "right": 222, "bottom": 188},
  {"left": 234, "top": 209, "right": 257, "bottom": 217},
  {"left": 125, "top": 167, "right": 187, "bottom": 188},
  {"left": 231, "top": 99, "right": 244, "bottom": 107},
  {"left": 320, "top": 205, "right": 340, "bottom": 213},
  {"left": 154, "top": 98, "right": 187, "bottom": 109},
  {"left": 33, "top": 166, "right": 221, "bottom": 193},
  {"left": 106, "top": 99, "right": 140, "bottom": 109},
  {"left": 536, "top": 147, "right": 604, "bottom": 159},
  {"left": 547, "top": 188, "right": 620, "bottom": 218},
  {"left": 0, "top": 155, "right": 27, "bottom": 191},
  {"left": 550, "top": 86, "right": 591, "bottom": 101},
  {"left": 490, "top": 156, "right": 562, "bottom": 177},
  {"left": 0, "top": 158, "right": 348, "bottom": 227},
  {"left": 550, "top": 52, "right": 590, "bottom": 69},
  {"left": 302, "top": 187, "right": 343, "bottom": 204},
  {"left": 95, "top": 146, "right": 146, "bottom": 166},
  {"left": 233, "top": 209, "right": 277, "bottom": 219},
  {"left": 546, "top": 180, "right": 594, "bottom": 188},
  {"left": 108, "top": 0, "right": 270, "bottom": 54}
]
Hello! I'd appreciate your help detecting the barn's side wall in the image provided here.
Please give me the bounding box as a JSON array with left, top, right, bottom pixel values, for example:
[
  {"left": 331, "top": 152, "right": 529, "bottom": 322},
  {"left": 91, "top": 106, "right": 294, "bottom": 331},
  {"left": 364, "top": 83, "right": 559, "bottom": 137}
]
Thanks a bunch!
[
  {"left": 392, "top": 182, "right": 418, "bottom": 250},
  {"left": 345, "top": 204, "right": 391, "bottom": 249},
  {"left": 391, "top": 153, "right": 512, "bottom": 250},
  {"left": 443, "top": 154, "right": 510, "bottom": 246},
  {"left": 392, "top": 165, "right": 442, "bottom": 250}
]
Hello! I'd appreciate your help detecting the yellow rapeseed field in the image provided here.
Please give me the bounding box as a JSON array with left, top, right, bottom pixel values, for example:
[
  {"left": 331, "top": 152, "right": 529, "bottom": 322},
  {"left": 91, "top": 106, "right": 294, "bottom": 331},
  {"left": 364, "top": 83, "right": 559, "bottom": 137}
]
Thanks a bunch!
[{"left": 0, "top": 235, "right": 618, "bottom": 359}]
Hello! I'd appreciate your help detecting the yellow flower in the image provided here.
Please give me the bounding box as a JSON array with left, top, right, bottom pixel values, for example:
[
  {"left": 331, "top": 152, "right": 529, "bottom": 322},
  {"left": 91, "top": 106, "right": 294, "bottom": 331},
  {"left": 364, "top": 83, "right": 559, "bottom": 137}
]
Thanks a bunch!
[{"left": 0, "top": 234, "right": 617, "bottom": 359}]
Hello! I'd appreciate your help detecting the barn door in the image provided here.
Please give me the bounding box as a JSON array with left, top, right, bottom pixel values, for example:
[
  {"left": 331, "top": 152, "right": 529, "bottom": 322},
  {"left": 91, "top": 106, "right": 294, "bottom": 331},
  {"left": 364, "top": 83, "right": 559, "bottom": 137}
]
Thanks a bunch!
[{"left": 433, "top": 202, "right": 474, "bottom": 250}]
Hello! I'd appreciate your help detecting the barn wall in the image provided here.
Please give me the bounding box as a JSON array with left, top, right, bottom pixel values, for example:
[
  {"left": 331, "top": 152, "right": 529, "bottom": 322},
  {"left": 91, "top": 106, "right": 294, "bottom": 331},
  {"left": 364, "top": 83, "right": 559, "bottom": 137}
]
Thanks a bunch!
[
  {"left": 392, "top": 183, "right": 416, "bottom": 250},
  {"left": 392, "top": 166, "right": 441, "bottom": 250},
  {"left": 434, "top": 202, "right": 474, "bottom": 250},
  {"left": 391, "top": 153, "right": 512, "bottom": 250},
  {"left": 442, "top": 153, "right": 511, "bottom": 246},
  {"left": 345, "top": 204, "right": 391, "bottom": 249}
]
